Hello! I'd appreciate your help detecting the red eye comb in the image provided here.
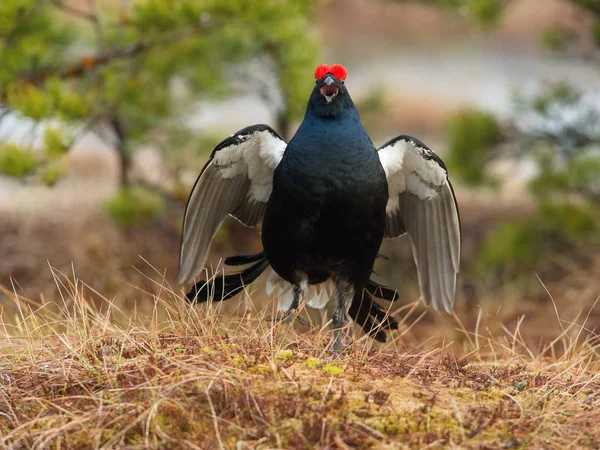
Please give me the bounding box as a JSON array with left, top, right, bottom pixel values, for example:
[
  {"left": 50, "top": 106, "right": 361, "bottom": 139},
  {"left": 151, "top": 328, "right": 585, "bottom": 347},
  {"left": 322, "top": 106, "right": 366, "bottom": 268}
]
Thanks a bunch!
[
  {"left": 314, "top": 64, "right": 347, "bottom": 80},
  {"left": 314, "top": 64, "right": 329, "bottom": 79},
  {"left": 329, "top": 64, "right": 347, "bottom": 80}
]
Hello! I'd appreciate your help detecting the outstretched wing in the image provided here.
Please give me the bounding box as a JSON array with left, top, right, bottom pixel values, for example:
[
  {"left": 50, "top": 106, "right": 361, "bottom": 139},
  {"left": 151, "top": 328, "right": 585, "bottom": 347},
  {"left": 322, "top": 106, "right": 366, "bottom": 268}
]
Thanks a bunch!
[
  {"left": 377, "top": 135, "right": 461, "bottom": 313},
  {"left": 178, "top": 124, "right": 286, "bottom": 284}
]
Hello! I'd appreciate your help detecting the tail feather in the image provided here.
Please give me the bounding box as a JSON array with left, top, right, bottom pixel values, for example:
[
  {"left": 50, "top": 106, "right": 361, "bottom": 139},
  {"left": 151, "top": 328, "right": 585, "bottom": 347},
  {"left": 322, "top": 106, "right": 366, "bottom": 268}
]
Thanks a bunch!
[
  {"left": 358, "top": 292, "right": 399, "bottom": 331},
  {"left": 365, "top": 279, "right": 399, "bottom": 302},
  {"left": 184, "top": 251, "right": 400, "bottom": 342},
  {"left": 186, "top": 257, "right": 269, "bottom": 303},
  {"left": 350, "top": 288, "right": 399, "bottom": 343},
  {"left": 349, "top": 294, "right": 389, "bottom": 343},
  {"left": 224, "top": 252, "right": 266, "bottom": 266}
]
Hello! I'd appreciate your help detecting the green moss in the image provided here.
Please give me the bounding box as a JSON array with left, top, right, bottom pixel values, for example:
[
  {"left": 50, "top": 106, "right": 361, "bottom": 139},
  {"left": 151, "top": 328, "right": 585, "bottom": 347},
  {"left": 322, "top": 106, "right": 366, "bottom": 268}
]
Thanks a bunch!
[
  {"left": 275, "top": 349, "right": 294, "bottom": 360},
  {"left": 232, "top": 354, "right": 249, "bottom": 367},
  {"left": 199, "top": 346, "right": 217, "bottom": 356},
  {"left": 451, "top": 388, "right": 505, "bottom": 402},
  {"left": 248, "top": 364, "right": 274, "bottom": 375},
  {"left": 364, "top": 414, "right": 416, "bottom": 435},
  {"left": 322, "top": 364, "right": 344, "bottom": 375},
  {"left": 306, "top": 357, "right": 321, "bottom": 369},
  {"left": 514, "top": 381, "right": 528, "bottom": 392}
]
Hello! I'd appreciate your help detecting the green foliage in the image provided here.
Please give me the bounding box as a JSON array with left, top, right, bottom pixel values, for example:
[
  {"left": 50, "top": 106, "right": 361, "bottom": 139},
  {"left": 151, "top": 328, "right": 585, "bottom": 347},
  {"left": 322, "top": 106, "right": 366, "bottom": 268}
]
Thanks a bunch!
[
  {"left": 516, "top": 81, "right": 600, "bottom": 202},
  {"left": 0, "top": 143, "right": 38, "bottom": 179},
  {"left": 446, "top": 109, "right": 503, "bottom": 186},
  {"left": 161, "top": 127, "right": 223, "bottom": 179},
  {"left": 105, "top": 187, "right": 165, "bottom": 228},
  {"left": 0, "top": 0, "right": 319, "bottom": 189},
  {"left": 593, "top": 19, "right": 600, "bottom": 48},
  {"left": 537, "top": 202, "right": 598, "bottom": 242},
  {"left": 386, "top": 1, "right": 600, "bottom": 280},
  {"left": 565, "top": 153, "right": 600, "bottom": 197},
  {"left": 476, "top": 202, "right": 598, "bottom": 276},
  {"left": 0, "top": 1, "right": 72, "bottom": 89},
  {"left": 260, "top": 2, "right": 319, "bottom": 122},
  {"left": 6, "top": 83, "right": 52, "bottom": 120},
  {"left": 465, "top": 0, "right": 503, "bottom": 26},
  {"left": 572, "top": 0, "right": 600, "bottom": 15},
  {"left": 476, "top": 80, "right": 600, "bottom": 279},
  {"left": 528, "top": 81, "right": 579, "bottom": 114},
  {"left": 529, "top": 147, "right": 600, "bottom": 203},
  {"left": 39, "top": 159, "right": 67, "bottom": 187},
  {"left": 44, "top": 78, "right": 89, "bottom": 121},
  {"left": 393, "top": 0, "right": 504, "bottom": 26},
  {"left": 6, "top": 79, "right": 89, "bottom": 122},
  {"left": 540, "top": 25, "right": 569, "bottom": 52},
  {"left": 476, "top": 221, "right": 544, "bottom": 275},
  {"left": 43, "top": 127, "right": 71, "bottom": 159}
]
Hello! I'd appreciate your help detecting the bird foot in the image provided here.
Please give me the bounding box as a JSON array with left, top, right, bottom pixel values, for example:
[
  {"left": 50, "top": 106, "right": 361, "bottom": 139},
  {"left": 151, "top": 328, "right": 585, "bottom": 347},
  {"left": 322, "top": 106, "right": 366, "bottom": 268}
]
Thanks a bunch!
[
  {"left": 283, "top": 309, "right": 296, "bottom": 325},
  {"left": 263, "top": 311, "right": 312, "bottom": 328},
  {"left": 330, "top": 329, "right": 353, "bottom": 355}
]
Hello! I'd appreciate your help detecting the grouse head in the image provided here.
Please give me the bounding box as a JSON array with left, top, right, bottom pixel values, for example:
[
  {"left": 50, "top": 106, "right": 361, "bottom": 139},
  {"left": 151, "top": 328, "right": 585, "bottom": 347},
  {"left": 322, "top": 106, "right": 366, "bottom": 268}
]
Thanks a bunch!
[{"left": 308, "top": 64, "right": 355, "bottom": 118}]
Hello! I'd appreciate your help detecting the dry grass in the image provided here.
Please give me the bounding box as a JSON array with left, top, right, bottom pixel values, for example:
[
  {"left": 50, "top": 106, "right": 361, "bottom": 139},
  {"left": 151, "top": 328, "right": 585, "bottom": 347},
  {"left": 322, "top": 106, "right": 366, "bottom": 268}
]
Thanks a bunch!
[{"left": 0, "top": 267, "right": 598, "bottom": 450}]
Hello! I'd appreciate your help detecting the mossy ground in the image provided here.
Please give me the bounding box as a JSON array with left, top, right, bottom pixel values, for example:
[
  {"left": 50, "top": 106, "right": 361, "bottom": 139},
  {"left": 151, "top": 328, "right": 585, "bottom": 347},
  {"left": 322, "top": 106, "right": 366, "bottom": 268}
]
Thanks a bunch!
[{"left": 1, "top": 287, "right": 598, "bottom": 450}]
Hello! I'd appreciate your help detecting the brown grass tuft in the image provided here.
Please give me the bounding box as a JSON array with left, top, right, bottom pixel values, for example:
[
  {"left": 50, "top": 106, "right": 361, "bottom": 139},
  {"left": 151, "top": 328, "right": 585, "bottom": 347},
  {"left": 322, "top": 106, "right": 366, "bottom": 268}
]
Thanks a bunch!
[{"left": 1, "top": 269, "right": 598, "bottom": 449}]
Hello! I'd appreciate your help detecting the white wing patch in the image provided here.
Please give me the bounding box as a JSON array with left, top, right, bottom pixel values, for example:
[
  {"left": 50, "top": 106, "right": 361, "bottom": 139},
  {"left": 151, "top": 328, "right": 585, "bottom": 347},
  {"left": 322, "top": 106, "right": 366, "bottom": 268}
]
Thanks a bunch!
[
  {"left": 179, "top": 126, "right": 286, "bottom": 284},
  {"left": 379, "top": 138, "right": 447, "bottom": 214},
  {"left": 377, "top": 135, "right": 461, "bottom": 314},
  {"left": 266, "top": 270, "right": 333, "bottom": 311},
  {"left": 213, "top": 131, "right": 286, "bottom": 202}
]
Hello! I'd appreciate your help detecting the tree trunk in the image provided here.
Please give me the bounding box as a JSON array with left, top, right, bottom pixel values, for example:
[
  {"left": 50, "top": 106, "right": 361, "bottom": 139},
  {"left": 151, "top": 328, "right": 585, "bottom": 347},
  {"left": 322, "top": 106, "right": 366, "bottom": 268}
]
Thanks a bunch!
[{"left": 110, "top": 113, "right": 130, "bottom": 187}]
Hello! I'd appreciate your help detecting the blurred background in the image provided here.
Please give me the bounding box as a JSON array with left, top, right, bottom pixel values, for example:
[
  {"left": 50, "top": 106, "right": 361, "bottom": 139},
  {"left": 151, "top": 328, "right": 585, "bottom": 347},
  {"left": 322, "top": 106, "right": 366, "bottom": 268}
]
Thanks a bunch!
[{"left": 0, "top": 0, "right": 598, "bottom": 349}]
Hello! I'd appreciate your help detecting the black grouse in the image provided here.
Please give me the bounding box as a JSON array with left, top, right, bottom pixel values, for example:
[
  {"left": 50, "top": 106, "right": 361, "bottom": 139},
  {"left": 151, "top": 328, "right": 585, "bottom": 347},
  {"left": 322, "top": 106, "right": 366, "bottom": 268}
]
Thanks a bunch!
[{"left": 179, "top": 64, "right": 461, "bottom": 351}]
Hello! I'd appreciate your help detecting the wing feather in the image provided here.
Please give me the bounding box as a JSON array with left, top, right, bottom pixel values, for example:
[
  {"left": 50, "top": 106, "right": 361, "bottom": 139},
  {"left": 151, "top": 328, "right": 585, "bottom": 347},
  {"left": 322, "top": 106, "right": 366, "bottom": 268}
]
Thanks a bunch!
[
  {"left": 378, "top": 136, "right": 461, "bottom": 313},
  {"left": 178, "top": 125, "right": 286, "bottom": 284}
]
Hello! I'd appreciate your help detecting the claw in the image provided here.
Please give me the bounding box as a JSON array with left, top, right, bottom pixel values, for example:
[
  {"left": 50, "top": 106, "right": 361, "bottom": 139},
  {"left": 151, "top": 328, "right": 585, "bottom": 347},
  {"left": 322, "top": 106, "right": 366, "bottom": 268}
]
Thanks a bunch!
[
  {"left": 331, "top": 339, "right": 343, "bottom": 353},
  {"left": 283, "top": 309, "right": 295, "bottom": 325},
  {"left": 331, "top": 327, "right": 352, "bottom": 354},
  {"left": 263, "top": 311, "right": 313, "bottom": 328}
]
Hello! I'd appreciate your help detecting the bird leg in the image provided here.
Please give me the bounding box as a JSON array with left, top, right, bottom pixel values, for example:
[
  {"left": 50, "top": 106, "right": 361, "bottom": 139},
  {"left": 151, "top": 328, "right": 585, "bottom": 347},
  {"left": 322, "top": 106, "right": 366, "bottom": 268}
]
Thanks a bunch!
[
  {"left": 331, "top": 278, "right": 354, "bottom": 353},
  {"left": 264, "top": 283, "right": 311, "bottom": 327},
  {"left": 283, "top": 284, "right": 303, "bottom": 325}
]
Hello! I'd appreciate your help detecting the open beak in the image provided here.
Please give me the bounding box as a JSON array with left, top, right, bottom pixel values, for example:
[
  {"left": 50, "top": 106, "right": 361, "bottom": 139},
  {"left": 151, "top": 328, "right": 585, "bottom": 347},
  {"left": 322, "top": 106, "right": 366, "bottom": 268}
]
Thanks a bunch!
[{"left": 320, "top": 75, "right": 339, "bottom": 103}]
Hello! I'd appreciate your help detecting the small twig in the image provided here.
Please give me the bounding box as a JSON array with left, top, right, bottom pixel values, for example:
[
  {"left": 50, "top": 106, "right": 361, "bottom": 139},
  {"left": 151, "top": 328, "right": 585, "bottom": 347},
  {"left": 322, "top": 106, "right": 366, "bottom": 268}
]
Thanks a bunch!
[
  {"left": 51, "top": 0, "right": 97, "bottom": 22},
  {"left": 20, "top": 20, "right": 214, "bottom": 86},
  {"left": 22, "top": 40, "right": 150, "bottom": 85},
  {"left": 87, "top": 0, "right": 106, "bottom": 52},
  {"left": 118, "top": 0, "right": 131, "bottom": 42}
]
